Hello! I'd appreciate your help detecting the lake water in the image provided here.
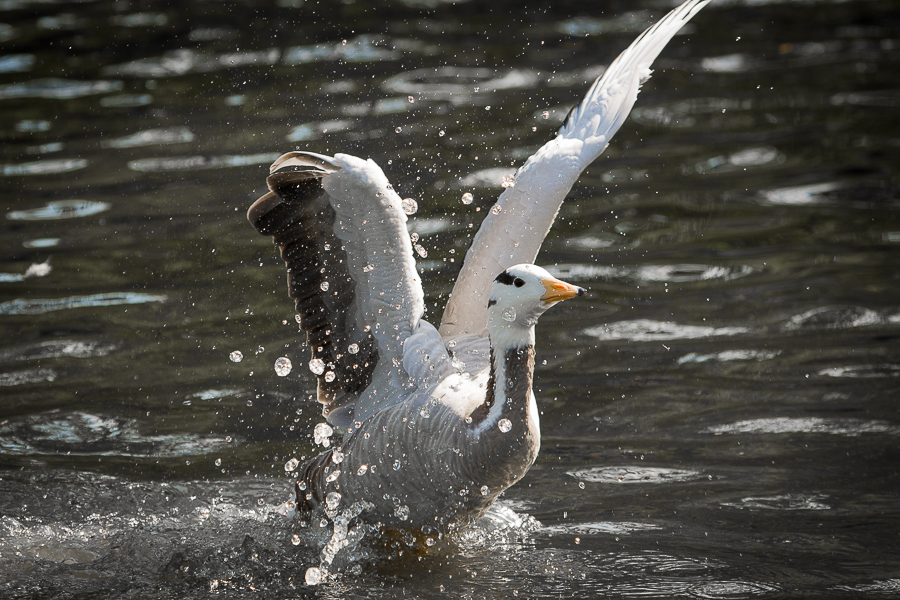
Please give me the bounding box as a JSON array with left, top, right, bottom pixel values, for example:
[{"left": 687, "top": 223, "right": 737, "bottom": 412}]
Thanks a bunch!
[{"left": 1, "top": 0, "right": 899, "bottom": 597}]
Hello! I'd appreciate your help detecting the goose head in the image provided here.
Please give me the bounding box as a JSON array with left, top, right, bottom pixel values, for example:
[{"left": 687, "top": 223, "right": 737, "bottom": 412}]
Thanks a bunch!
[{"left": 486, "top": 264, "right": 586, "bottom": 347}]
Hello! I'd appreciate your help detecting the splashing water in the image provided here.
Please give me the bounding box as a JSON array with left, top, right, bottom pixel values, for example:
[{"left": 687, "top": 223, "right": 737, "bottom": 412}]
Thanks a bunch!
[
  {"left": 229, "top": 350, "right": 243, "bottom": 362},
  {"left": 314, "top": 422, "right": 333, "bottom": 447},
  {"left": 461, "top": 192, "right": 474, "bottom": 205},
  {"left": 308, "top": 358, "right": 325, "bottom": 375},
  {"left": 401, "top": 198, "right": 418, "bottom": 215},
  {"left": 498, "top": 418, "right": 512, "bottom": 433},
  {"left": 501, "top": 307, "right": 516, "bottom": 322},
  {"left": 274, "top": 357, "right": 292, "bottom": 376}
]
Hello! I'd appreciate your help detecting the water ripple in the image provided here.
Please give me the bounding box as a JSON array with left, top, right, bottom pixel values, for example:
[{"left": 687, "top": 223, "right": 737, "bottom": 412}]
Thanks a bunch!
[
  {"left": 128, "top": 152, "right": 280, "bottom": 172},
  {"left": 0, "top": 53, "right": 34, "bottom": 73},
  {"left": 0, "top": 368, "right": 56, "bottom": 387},
  {"left": 548, "top": 264, "right": 623, "bottom": 280},
  {"left": 761, "top": 181, "right": 842, "bottom": 205},
  {"left": 7, "top": 199, "right": 109, "bottom": 220},
  {"left": 544, "top": 521, "right": 664, "bottom": 536},
  {"left": 284, "top": 34, "right": 398, "bottom": 64},
  {"left": 678, "top": 350, "right": 780, "bottom": 364},
  {"left": 635, "top": 264, "right": 750, "bottom": 282},
  {"left": 701, "top": 53, "right": 758, "bottom": 73},
  {"left": 0, "top": 340, "right": 119, "bottom": 363},
  {"left": 585, "top": 319, "right": 749, "bottom": 342},
  {"left": 0, "top": 292, "right": 165, "bottom": 315},
  {"left": 458, "top": 167, "right": 517, "bottom": 188},
  {"left": 721, "top": 494, "right": 831, "bottom": 511},
  {"left": 285, "top": 120, "right": 352, "bottom": 142},
  {"left": 556, "top": 11, "right": 653, "bottom": 36},
  {"left": 1, "top": 159, "right": 88, "bottom": 176},
  {"left": 99, "top": 93, "right": 153, "bottom": 107},
  {"left": 0, "top": 78, "right": 123, "bottom": 99},
  {"left": 383, "top": 66, "right": 538, "bottom": 101},
  {"left": 102, "top": 127, "right": 194, "bottom": 149},
  {"left": 102, "top": 48, "right": 279, "bottom": 78},
  {"left": 693, "top": 146, "right": 784, "bottom": 174},
  {"left": 0, "top": 412, "right": 230, "bottom": 457},
  {"left": 783, "top": 306, "right": 882, "bottom": 330},
  {"left": 568, "top": 466, "right": 704, "bottom": 484},
  {"left": 704, "top": 417, "right": 896, "bottom": 436},
  {"left": 818, "top": 364, "right": 900, "bottom": 378},
  {"left": 687, "top": 581, "right": 781, "bottom": 598}
]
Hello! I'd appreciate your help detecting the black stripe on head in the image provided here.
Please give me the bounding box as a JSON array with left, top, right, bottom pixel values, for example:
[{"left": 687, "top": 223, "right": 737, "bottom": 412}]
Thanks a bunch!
[{"left": 495, "top": 270, "right": 516, "bottom": 286}]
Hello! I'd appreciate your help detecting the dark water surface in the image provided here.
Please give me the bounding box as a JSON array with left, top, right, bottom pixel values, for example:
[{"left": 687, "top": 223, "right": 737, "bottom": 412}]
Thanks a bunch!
[{"left": 1, "top": 0, "right": 899, "bottom": 597}]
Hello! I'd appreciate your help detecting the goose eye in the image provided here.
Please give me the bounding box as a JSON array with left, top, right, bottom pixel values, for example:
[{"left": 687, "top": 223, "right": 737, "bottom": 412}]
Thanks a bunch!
[{"left": 513, "top": 278, "right": 525, "bottom": 288}]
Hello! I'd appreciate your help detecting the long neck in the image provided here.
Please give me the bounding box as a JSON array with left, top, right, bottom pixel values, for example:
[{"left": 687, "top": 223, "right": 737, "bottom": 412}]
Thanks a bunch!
[{"left": 470, "top": 331, "right": 536, "bottom": 432}]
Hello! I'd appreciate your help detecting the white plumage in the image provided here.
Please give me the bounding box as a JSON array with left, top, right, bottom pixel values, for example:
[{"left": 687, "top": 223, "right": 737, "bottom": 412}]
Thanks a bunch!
[{"left": 248, "top": 0, "right": 710, "bottom": 533}]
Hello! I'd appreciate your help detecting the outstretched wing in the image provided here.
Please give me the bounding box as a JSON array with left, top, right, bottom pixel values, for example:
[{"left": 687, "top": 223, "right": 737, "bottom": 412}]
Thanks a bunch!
[
  {"left": 248, "top": 151, "right": 427, "bottom": 427},
  {"left": 439, "top": 0, "right": 710, "bottom": 338}
]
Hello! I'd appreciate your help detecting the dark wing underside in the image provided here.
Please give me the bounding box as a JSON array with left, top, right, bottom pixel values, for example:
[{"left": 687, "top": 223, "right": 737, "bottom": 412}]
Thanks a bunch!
[{"left": 248, "top": 158, "right": 378, "bottom": 415}]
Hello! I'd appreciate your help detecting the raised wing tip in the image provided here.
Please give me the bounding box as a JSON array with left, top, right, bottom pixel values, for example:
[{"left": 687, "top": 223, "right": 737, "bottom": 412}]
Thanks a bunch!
[{"left": 269, "top": 151, "right": 342, "bottom": 174}]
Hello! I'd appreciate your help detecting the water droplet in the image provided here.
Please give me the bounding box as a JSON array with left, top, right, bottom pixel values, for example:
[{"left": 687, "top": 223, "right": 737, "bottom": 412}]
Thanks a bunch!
[
  {"left": 410, "top": 232, "right": 419, "bottom": 243},
  {"left": 498, "top": 418, "right": 512, "bottom": 433},
  {"left": 394, "top": 505, "right": 410, "bottom": 521},
  {"left": 324, "top": 370, "right": 335, "bottom": 383},
  {"left": 323, "top": 242, "right": 331, "bottom": 251},
  {"left": 578, "top": 481, "right": 585, "bottom": 489},
  {"left": 401, "top": 198, "right": 418, "bottom": 215},
  {"left": 257, "top": 497, "right": 265, "bottom": 506},
  {"left": 414, "top": 244, "right": 427, "bottom": 258},
  {"left": 229, "top": 350, "right": 243, "bottom": 362},
  {"left": 325, "top": 470, "right": 341, "bottom": 483},
  {"left": 447, "top": 339, "right": 457, "bottom": 348},
  {"left": 314, "top": 422, "right": 333, "bottom": 446},
  {"left": 275, "top": 356, "right": 292, "bottom": 376},
  {"left": 305, "top": 566, "right": 324, "bottom": 585},
  {"left": 357, "top": 465, "right": 368, "bottom": 476},
  {"left": 501, "top": 307, "right": 516, "bottom": 322},
  {"left": 331, "top": 449, "right": 344, "bottom": 464},
  {"left": 215, "top": 458, "right": 222, "bottom": 467},
  {"left": 320, "top": 281, "right": 329, "bottom": 292},
  {"left": 295, "top": 314, "right": 302, "bottom": 323},
  {"left": 480, "top": 485, "right": 490, "bottom": 496},
  {"left": 291, "top": 533, "right": 301, "bottom": 546},
  {"left": 491, "top": 204, "right": 502, "bottom": 215},
  {"left": 285, "top": 457, "right": 299, "bottom": 472},
  {"left": 395, "top": 126, "right": 402, "bottom": 133},
  {"left": 425, "top": 537, "right": 436, "bottom": 546},
  {"left": 393, "top": 459, "right": 401, "bottom": 471},
  {"left": 309, "top": 358, "right": 325, "bottom": 375},
  {"left": 461, "top": 192, "right": 474, "bottom": 205},
  {"left": 298, "top": 481, "right": 307, "bottom": 491},
  {"left": 407, "top": 95, "right": 415, "bottom": 103},
  {"left": 347, "top": 343, "right": 359, "bottom": 354},
  {"left": 363, "top": 263, "right": 374, "bottom": 273},
  {"left": 542, "top": 110, "right": 550, "bottom": 119},
  {"left": 501, "top": 175, "right": 516, "bottom": 188},
  {"left": 438, "top": 130, "right": 445, "bottom": 137}
]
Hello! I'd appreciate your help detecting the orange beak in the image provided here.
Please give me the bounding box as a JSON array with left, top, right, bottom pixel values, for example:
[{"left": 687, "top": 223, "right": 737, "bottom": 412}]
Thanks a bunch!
[{"left": 540, "top": 278, "right": 587, "bottom": 304}]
